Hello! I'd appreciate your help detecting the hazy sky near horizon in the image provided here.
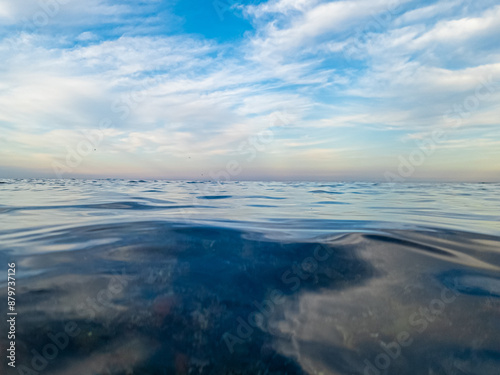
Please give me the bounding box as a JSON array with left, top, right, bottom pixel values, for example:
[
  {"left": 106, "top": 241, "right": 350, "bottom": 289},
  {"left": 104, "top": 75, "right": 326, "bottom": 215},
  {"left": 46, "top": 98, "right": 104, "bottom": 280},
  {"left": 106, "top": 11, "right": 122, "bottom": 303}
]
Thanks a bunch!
[{"left": 0, "top": 0, "right": 499, "bottom": 181}]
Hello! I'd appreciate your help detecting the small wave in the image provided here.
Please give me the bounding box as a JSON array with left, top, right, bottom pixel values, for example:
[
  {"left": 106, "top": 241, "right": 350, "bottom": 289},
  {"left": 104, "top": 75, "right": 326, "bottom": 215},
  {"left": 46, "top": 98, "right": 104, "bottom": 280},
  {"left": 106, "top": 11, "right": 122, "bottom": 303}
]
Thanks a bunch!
[
  {"left": 309, "top": 190, "right": 343, "bottom": 194},
  {"left": 315, "top": 201, "right": 350, "bottom": 205},
  {"left": 440, "top": 270, "right": 500, "bottom": 297},
  {"left": 244, "top": 195, "right": 287, "bottom": 200},
  {"left": 196, "top": 195, "right": 232, "bottom": 200},
  {"left": 246, "top": 204, "right": 278, "bottom": 208},
  {"left": 363, "top": 233, "right": 455, "bottom": 257},
  {"left": 0, "top": 202, "right": 211, "bottom": 212},
  {"left": 132, "top": 197, "right": 176, "bottom": 204}
]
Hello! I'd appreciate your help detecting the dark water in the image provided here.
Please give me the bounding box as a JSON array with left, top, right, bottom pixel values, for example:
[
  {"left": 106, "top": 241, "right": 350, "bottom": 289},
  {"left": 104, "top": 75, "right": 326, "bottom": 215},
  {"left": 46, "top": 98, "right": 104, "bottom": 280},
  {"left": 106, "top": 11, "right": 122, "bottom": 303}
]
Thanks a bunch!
[{"left": 1, "top": 180, "right": 500, "bottom": 375}]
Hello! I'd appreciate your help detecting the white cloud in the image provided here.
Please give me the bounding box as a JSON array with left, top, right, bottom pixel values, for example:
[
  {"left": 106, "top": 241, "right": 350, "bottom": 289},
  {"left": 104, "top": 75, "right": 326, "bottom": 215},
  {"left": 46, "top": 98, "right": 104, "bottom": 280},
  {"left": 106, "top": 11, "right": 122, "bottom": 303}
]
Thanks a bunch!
[
  {"left": 1, "top": 0, "right": 499, "bottom": 179},
  {"left": 76, "top": 31, "right": 98, "bottom": 41},
  {"left": 245, "top": 0, "right": 319, "bottom": 17},
  {"left": 412, "top": 4, "right": 500, "bottom": 47},
  {"left": 247, "top": 0, "right": 410, "bottom": 61},
  {"left": 0, "top": 31, "right": 313, "bottom": 175},
  {"left": 0, "top": 0, "right": 129, "bottom": 25},
  {"left": 0, "top": 2, "right": 13, "bottom": 19},
  {"left": 395, "top": 0, "right": 463, "bottom": 25}
]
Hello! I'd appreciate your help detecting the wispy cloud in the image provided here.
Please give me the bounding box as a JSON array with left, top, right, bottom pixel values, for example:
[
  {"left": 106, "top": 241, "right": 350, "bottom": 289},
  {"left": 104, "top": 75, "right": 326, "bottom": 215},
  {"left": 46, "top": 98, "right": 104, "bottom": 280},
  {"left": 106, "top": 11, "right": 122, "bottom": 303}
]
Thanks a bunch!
[{"left": 0, "top": 0, "right": 499, "bottom": 180}]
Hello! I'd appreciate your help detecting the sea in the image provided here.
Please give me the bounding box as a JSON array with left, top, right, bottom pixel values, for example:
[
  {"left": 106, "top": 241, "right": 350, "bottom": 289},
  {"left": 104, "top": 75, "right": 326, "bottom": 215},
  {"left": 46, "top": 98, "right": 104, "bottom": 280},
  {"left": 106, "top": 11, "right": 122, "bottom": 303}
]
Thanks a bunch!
[{"left": 0, "top": 179, "right": 499, "bottom": 375}]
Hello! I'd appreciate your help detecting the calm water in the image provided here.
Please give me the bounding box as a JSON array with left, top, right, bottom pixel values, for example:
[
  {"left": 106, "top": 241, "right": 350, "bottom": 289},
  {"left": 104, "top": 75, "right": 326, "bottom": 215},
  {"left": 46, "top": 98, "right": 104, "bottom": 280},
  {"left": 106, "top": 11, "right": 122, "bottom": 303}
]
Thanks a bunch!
[{"left": 1, "top": 180, "right": 500, "bottom": 375}]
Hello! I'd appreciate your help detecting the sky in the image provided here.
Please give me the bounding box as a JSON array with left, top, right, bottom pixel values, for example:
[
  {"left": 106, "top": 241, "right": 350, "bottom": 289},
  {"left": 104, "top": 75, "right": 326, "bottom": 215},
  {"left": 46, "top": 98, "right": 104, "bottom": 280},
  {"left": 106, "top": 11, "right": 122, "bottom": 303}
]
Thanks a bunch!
[{"left": 0, "top": 0, "right": 499, "bottom": 181}]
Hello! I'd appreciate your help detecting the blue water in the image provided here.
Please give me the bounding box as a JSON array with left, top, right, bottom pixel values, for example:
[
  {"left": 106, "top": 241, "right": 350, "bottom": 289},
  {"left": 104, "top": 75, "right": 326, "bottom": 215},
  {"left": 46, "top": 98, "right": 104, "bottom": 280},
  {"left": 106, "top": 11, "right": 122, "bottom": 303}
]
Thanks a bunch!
[{"left": 1, "top": 180, "right": 500, "bottom": 374}]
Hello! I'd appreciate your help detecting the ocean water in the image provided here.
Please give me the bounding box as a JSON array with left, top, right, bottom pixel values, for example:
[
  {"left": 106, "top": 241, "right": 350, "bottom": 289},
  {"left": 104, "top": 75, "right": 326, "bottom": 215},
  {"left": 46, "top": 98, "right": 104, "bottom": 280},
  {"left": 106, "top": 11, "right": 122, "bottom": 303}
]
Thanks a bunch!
[{"left": 1, "top": 179, "right": 500, "bottom": 375}]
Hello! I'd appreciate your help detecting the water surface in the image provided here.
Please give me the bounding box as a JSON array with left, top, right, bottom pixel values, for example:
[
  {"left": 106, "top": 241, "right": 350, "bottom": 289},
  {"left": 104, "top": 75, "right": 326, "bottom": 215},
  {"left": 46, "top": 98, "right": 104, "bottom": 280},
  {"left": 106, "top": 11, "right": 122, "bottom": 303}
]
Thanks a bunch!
[{"left": 1, "top": 180, "right": 499, "bottom": 374}]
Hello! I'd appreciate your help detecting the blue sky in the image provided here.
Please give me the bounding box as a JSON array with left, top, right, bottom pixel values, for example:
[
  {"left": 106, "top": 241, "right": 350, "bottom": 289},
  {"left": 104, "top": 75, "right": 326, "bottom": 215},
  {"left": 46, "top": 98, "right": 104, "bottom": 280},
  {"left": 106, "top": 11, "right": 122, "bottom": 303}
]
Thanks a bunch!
[{"left": 0, "top": 0, "right": 499, "bottom": 181}]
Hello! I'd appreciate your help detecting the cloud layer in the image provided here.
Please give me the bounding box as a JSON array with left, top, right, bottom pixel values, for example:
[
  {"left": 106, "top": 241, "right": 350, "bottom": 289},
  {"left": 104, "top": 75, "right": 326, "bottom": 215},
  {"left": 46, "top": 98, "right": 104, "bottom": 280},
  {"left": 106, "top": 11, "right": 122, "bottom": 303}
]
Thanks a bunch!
[{"left": 1, "top": 0, "right": 499, "bottom": 180}]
